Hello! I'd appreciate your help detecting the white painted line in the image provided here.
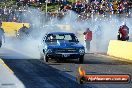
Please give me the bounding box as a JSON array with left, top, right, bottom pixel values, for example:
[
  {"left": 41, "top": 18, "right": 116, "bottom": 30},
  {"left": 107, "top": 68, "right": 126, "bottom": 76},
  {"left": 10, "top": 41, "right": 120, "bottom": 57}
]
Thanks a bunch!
[{"left": 0, "top": 59, "right": 13, "bottom": 73}]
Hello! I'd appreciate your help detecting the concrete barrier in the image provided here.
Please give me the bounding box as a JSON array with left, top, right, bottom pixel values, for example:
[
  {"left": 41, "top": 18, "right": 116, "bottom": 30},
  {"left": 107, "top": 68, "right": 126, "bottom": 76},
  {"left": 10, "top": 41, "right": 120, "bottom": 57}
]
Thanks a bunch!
[{"left": 107, "top": 40, "right": 132, "bottom": 60}]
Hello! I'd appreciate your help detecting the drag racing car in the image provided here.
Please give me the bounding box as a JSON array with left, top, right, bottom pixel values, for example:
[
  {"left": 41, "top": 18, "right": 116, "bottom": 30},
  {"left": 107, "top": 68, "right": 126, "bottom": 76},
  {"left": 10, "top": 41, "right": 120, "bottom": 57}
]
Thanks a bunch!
[{"left": 39, "top": 32, "right": 85, "bottom": 63}]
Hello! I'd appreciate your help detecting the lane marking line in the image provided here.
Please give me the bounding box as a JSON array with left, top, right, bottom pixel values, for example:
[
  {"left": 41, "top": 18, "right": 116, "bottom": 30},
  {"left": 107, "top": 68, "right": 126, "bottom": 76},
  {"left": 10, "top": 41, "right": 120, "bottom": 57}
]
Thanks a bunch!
[{"left": 0, "top": 59, "right": 14, "bottom": 73}]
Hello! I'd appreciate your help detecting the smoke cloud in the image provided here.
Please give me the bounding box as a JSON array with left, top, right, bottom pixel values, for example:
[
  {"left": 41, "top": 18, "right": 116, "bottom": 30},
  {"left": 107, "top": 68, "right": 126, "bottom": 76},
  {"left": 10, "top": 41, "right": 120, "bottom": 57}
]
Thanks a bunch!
[{"left": 3, "top": 8, "right": 132, "bottom": 59}]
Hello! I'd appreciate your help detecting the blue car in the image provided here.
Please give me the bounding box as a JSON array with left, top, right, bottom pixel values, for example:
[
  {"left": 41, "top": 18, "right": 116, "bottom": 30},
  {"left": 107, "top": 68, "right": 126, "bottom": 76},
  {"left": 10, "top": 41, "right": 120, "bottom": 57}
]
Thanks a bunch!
[{"left": 39, "top": 32, "right": 85, "bottom": 63}]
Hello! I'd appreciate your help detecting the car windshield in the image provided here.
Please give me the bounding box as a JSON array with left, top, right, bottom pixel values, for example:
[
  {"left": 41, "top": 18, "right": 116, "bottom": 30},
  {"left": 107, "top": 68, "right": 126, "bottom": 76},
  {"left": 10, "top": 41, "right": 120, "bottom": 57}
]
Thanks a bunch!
[{"left": 46, "top": 34, "right": 78, "bottom": 42}]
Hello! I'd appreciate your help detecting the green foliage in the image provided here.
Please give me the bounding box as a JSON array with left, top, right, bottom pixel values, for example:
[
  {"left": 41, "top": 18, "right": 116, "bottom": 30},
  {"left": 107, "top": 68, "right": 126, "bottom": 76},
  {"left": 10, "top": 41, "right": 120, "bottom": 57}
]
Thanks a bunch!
[
  {"left": 0, "top": 0, "right": 16, "bottom": 7},
  {"left": 0, "top": 0, "right": 75, "bottom": 12}
]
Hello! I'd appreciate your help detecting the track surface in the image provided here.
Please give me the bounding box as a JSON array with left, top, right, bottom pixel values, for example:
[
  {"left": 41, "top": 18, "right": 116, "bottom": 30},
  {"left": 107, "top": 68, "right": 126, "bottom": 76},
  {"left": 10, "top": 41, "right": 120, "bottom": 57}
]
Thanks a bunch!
[{"left": 0, "top": 47, "right": 132, "bottom": 88}]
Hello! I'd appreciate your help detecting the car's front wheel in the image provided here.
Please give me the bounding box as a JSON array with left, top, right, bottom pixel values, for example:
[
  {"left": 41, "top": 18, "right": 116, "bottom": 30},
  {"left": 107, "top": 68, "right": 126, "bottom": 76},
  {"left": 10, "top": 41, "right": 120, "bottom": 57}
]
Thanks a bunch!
[
  {"left": 79, "top": 55, "right": 84, "bottom": 63},
  {"left": 40, "top": 53, "right": 49, "bottom": 62},
  {"left": 44, "top": 54, "right": 48, "bottom": 62}
]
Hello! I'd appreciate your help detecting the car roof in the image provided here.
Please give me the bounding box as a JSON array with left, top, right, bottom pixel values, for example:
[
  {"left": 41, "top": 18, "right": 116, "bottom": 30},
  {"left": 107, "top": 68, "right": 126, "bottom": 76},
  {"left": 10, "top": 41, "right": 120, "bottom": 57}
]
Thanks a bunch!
[{"left": 47, "top": 32, "right": 74, "bottom": 35}]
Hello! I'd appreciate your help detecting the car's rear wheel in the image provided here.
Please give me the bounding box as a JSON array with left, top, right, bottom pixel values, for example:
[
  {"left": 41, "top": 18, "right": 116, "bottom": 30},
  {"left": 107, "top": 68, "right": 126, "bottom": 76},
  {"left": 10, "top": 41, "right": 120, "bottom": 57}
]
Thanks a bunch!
[{"left": 79, "top": 56, "right": 84, "bottom": 63}]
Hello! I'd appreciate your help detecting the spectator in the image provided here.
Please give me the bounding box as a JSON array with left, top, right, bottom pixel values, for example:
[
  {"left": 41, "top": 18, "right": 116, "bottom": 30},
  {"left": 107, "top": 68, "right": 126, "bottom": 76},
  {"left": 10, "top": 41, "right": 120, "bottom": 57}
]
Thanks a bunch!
[
  {"left": 118, "top": 1, "right": 124, "bottom": 14},
  {"left": 118, "top": 23, "right": 129, "bottom": 41},
  {"left": 112, "top": 0, "right": 118, "bottom": 14},
  {"left": 83, "top": 28, "right": 92, "bottom": 52},
  {"left": 124, "top": 1, "right": 129, "bottom": 14}
]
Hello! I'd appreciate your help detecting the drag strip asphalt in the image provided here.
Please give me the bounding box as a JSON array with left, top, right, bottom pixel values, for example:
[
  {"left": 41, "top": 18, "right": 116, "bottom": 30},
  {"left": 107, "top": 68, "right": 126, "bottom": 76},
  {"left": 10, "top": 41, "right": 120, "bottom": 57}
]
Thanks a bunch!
[
  {"left": 1, "top": 48, "right": 132, "bottom": 88},
  {"left": 3, "top": 59, "right": 91, "bottom": 88}
]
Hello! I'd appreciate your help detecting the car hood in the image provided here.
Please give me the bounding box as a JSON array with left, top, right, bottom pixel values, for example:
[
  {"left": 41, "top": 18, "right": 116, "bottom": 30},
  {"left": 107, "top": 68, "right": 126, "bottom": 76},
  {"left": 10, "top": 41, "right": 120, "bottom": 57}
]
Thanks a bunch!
[{"left": 46, "top": 40, "right": 84, "bottom": 48}]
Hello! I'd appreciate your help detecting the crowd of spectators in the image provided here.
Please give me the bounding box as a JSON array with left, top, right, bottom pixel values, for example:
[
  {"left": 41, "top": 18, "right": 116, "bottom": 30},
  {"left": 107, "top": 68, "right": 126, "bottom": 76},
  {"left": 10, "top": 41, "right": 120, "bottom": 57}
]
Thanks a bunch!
[
  {"left": 0, "top": 0, "right": 131, "bottom": 22},
  {"left": 0, "top": 5, "right": 28, "bottom": 22},
  {"left": 43, "top": 0, "right": 131, "bottom": 21},
  {"left": 59, "top": 0, "right": 131, "bottom": 15},
  {"left": 0, "top": 6, "right": 13, "bottom": 21}
]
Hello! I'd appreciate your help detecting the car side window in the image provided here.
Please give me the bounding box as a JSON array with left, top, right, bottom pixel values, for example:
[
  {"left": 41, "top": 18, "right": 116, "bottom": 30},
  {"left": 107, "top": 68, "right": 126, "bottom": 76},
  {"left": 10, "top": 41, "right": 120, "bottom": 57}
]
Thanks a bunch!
[
  {"left": 45, "top": 34, "right": 54, "bottom": 42},
  {"left": 64, "top": 35, "right": 72, "bottom": 40},
  {"left": 69, "top": 34, "right": 78, "bottom": 42},
  {"left": 46, "top": 34, "right": 52, "bottom": 41}
]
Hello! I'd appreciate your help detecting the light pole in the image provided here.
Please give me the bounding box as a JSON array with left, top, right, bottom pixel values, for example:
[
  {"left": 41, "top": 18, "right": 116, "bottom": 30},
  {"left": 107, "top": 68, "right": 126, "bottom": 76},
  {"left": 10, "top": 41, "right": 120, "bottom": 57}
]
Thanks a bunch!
[
  {"left": 46, "top": 0, "right": 48, "bottom": 13},
  {"left": 45, "top": 0, "right": 48, "bottom": 23}
]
